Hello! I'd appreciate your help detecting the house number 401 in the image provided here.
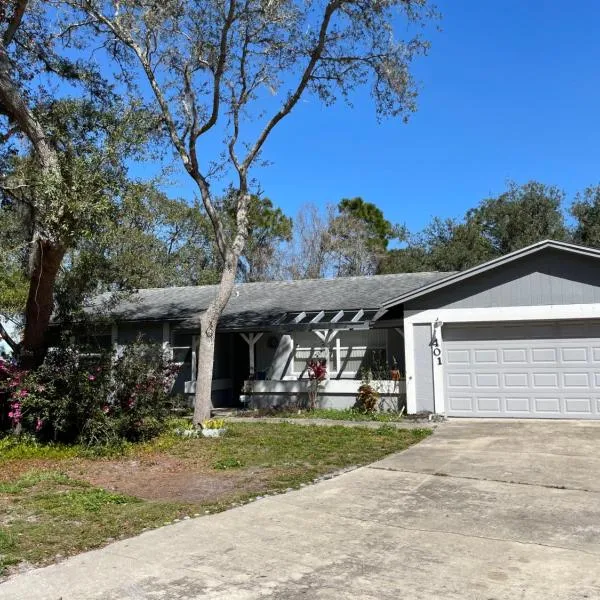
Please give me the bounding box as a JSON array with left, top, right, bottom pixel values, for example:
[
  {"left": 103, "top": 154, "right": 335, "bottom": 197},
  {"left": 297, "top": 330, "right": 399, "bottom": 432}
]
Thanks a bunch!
[{"left": 431, "top": 337, "right": 442, "bottom": 365}]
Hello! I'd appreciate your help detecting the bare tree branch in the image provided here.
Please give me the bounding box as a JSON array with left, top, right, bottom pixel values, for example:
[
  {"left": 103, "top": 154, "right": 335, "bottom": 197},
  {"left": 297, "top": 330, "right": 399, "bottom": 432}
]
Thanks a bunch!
[
  {"left": 0, "top": 320, "right": 19, "bottom": 353},
  {"left": 2, "top": 0, "right": 28, "bottom": 46},
  {"left": 242, "top": 0, "right": 341, "bottom": 172},
  {"left": 196, "top": 0, "right": 236, "bottom": 137}
]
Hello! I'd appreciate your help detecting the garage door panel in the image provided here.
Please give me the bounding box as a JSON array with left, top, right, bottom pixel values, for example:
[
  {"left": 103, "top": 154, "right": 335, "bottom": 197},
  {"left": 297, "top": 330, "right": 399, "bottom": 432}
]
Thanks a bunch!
[
  {"left": 561, "top": 347, "right": 588, "bottom": 362},
  {"left": 444, "top": 322, "right": 600, "bottom": 419},
  {"left": 477, "top": 397, "right": 501, "bottom": 411},
  {"left": 531, "top": 348, "right": 557, "bottom": 363},
  {"left": 475, "top": 373, "right": 499, "bottom": 387},
  {"left": 502, "top": 348, "right": 528, "bottom": 363},
  {"left": 534, "top": 398, "right": 561, "bottom": 413},
  {"left": 532, "top": 373, "right": 559, "bottom": 388},
  {"left": 565, "top": 398, "right": 592, "bottom": 413},
  {"left": 563, "top": 373, "right": 589, "bottom": 387},
  {"left": 449, "top": 397, "right": 473, "bottom": 411},
  {"left": 504, "top": 373, "right": 529, "bottom": 387},
  {"left": 473, "top": 349, "right": 498, "bottom": 364},
  {"left": 505, "top": 397, "right": 531, "bottom": 413},
  {"left": 446, "top": 349, "right": 470, "bottom": 365},
  {"left": 447, "top": 373, "right": 471, "bottom": 388}
]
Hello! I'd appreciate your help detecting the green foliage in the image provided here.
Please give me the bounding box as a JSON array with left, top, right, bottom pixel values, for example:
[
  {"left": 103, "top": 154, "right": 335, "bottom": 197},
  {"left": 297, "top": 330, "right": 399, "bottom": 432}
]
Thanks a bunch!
[
  {"left": 0, "top": 268, "right": 28, "bottom": 317},
  {"left": 380, "top": 181, "right": 569, "bottom": 274},
  {"left": 213, "top": 457, "right": 243, "bottom": 470},
  {"left": 202, "top": 418, "right": 226, "bottom": 430},
  {"left": 468, "top": 181, "right": 568, "bottom": 255},
  {"left": 338, "top": 197, "right": 396, "bottom": 252},
  {"left": 223, "top": 192, "right": 293, "bottom": 282},
  {"left": 59, "top": 185, "right": 220, "bottom": 304},
  {"left": 2, "top": 99, "right": 156, "bottom": 249},
  {"left": 571, "top": 186, "right": 600, "bottom": 248},
  {"left": 2, "top": 341, "right": 178, "bottom": 446},
  {"left": 271, "top": 408, "right": 406, "bottom": 422}
]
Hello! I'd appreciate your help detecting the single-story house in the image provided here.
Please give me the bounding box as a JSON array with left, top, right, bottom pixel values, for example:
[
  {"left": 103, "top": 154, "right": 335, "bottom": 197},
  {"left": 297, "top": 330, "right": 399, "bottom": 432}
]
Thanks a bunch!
[{"left": 83, "top": 240, "right": 600, "bottom": 419}]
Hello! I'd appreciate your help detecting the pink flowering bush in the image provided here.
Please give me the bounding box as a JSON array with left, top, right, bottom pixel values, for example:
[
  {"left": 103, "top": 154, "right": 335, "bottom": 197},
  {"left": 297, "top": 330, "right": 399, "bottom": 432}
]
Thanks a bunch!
[
  {"left": 0, "top": 359, "right": 26, "bottom": 431},
  {"left": 1, "top": 342, "right": 179, "bottom": 446}
]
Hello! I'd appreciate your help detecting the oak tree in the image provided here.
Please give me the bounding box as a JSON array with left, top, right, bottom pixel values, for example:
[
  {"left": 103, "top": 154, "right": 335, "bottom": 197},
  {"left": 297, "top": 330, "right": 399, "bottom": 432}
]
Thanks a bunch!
[{"left": 67, "top": 0, "right": 439, "bottom": 423}]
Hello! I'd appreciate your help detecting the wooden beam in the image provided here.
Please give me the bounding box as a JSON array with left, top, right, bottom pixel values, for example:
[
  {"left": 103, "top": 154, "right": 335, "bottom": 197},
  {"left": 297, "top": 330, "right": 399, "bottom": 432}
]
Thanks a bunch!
[
  {"left": 326, "top": 330, "right": 340, "bottom": 344},
  {"left": 310, "top": 310, "right": 325, "bottom": 323},
  {"left": 292, "top": 311, "right": 307, "bottom": 324},
  {"left": 331, "top": 310, "right": 344, "bottom": 323},
  {"left": 394, "top": 327, "right": 404, "bottom": 339},
  {"left": 313, "top": 330, "right": 327, "bottom": 343},
  {"left": 351, "top": 309, "right": 365, "bottom": 323}
]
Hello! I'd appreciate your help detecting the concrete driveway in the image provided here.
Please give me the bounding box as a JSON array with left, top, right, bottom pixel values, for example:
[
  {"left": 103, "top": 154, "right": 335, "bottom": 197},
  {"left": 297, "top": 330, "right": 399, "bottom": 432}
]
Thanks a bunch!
[{"left": 2, "top": 420, "right": 600, "bottom": 599}]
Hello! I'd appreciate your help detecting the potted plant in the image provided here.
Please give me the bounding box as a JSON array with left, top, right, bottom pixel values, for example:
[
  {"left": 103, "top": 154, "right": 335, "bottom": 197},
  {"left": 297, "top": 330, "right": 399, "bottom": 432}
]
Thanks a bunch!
[{"left": 201, "top": 418, "right": 227, "bottom": 437}]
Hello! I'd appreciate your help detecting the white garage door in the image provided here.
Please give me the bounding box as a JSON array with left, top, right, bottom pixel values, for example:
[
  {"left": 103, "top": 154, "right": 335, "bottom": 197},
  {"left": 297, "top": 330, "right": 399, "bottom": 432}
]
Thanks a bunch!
[{"left": 444, "top": 321, "right": 600, "bottom": 419}]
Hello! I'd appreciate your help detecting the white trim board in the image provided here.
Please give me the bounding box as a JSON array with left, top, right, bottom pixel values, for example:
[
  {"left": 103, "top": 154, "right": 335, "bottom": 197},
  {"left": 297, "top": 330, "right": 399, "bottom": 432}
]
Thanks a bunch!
[
  {"left": 404, "top": 303, "right": 600, "bottom": 416},
  {"left": 405, "top": 303, "right": 600, "bottom": 327}
]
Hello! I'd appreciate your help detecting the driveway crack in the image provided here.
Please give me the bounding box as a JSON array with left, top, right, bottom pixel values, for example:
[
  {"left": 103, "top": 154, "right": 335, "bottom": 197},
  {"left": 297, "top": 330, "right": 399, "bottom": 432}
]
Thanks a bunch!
[
  {"left": 330, "top": 511, "right": 600, "bottom": 557},
  {"left": 367, "top": 465, "right": 599, "bottom": 494}
]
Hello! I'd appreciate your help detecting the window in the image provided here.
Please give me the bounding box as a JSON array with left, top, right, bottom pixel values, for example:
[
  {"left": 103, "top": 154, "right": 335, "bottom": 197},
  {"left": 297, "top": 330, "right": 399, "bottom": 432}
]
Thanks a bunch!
[{"left": 172, "top": 333, "right": 193, "bottom": 365}]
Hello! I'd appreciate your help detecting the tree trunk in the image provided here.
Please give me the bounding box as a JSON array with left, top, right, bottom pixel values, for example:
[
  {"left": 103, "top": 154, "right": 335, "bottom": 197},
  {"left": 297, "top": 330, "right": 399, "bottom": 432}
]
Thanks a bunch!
[
  {"left": 193, "top": 254, "right": 238, "bottom": 425},
  {"left": 20, "top": 237, "right": 65, "bottom": 368}
]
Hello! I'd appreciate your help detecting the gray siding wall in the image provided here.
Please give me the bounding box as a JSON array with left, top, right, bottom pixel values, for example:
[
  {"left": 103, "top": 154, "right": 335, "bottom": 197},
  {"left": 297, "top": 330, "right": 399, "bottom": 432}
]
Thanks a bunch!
[
  {"left": 117, "top": 322, "right": 163, "bottom": 345},
  {"left": 406, "top": 249, "right": 600, "bottom": 313},
  {"left": 413, "top": 323, "right": 434, "bottom": 413}
]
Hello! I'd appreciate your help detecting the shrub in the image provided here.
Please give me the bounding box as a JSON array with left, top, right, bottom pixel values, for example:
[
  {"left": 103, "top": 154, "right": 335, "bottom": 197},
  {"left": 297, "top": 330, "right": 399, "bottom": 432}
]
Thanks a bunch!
[
  {"left": 354, "top": 383, "right": 379, "bottom": 414},
  {"left": 1, "top": 341, "right": 179, "bottom": 447}
]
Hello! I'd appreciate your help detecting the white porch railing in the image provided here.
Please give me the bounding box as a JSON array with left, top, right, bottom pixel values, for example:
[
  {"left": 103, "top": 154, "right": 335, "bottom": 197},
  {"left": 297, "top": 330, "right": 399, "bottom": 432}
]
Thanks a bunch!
[{"left": 241, "top": 379, "right": 406, "bottom": 411}]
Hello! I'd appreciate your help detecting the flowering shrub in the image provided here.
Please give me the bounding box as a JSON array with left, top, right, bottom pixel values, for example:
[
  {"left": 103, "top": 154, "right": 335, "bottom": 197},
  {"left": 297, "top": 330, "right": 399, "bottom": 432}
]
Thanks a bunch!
[
  {"left": 0, "top": 359, "right": 26, "bottom": 431},
  {"left": 0, "top": 342, "right": 179, "bottom": 446},
  {"left": 307, "top": 358, "right": 327, "bottom": 382},
  {"left": 306, "top": 358, "right": 327, "bottom": 410}
]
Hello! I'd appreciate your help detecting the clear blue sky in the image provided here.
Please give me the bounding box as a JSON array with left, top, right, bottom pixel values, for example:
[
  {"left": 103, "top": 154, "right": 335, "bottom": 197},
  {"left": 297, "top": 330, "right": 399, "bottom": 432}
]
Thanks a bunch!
[{"left": 238, "top": 0, "right": 600, "bottom": 232}]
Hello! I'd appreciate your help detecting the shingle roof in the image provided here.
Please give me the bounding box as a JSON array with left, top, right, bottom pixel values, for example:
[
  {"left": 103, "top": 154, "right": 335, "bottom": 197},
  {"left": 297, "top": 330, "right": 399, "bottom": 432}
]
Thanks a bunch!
[{"left": 90, "top": 271, "right": 451, "bottom": 331}]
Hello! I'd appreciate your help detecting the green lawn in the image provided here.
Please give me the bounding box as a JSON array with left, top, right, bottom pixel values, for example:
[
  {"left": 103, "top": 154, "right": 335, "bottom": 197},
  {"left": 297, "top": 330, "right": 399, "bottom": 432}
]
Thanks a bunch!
[
  {"left": 0, "top": 422, "right": 431, "bottom": 576},
  {"left": 243, "top": 408, "right": 408, "bottom": 422}
]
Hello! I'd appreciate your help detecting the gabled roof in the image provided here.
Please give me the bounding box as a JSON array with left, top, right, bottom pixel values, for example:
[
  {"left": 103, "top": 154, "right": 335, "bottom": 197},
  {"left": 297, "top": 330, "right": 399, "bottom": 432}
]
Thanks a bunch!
[
  {"left": 377, "top": 239, "right": 600, "bottom": 312},
  {"left": 90, "top": 271, "right": 450, "bottom": 331}
]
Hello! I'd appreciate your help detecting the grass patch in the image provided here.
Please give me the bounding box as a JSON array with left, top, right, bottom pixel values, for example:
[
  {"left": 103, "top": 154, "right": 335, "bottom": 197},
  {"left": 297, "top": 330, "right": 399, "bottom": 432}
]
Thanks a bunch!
[
  {"left": 0, "top": 470, "right": 192, "bottom": 576},
  {"left": 269, "top": 408, "right": 407, "bottom": 422},
  {"left": 157, "top": 422, "right": 430, "bottom": 489},
  {"left": 0, "top": 422, "right": 431, "bottom": 576}
]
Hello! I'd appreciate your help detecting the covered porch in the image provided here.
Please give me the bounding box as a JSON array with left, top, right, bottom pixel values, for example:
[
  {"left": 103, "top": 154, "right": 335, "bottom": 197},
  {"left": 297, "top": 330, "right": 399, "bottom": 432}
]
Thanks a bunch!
[{"left": 182, "top": 308, "right": 407, "bottom": 411}]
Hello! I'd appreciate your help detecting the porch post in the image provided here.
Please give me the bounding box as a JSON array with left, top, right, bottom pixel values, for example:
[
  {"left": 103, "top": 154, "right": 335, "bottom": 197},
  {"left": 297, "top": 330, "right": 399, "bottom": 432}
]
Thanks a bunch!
[
  {"left": 313, "top": 329, "right": 340, "bottom": 378},
  {"left": 162, "top": 322, "right": 171, "bottom": 360},
  {"left": 240, "top": 333, "right": 264, "bottom": 377}
]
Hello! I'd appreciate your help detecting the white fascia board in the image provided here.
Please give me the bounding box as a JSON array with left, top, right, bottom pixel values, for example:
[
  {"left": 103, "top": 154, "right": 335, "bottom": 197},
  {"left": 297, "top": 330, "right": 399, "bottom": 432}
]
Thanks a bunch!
[{"left": 404, "top": 303, "right": 600, "bottom": 326}]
